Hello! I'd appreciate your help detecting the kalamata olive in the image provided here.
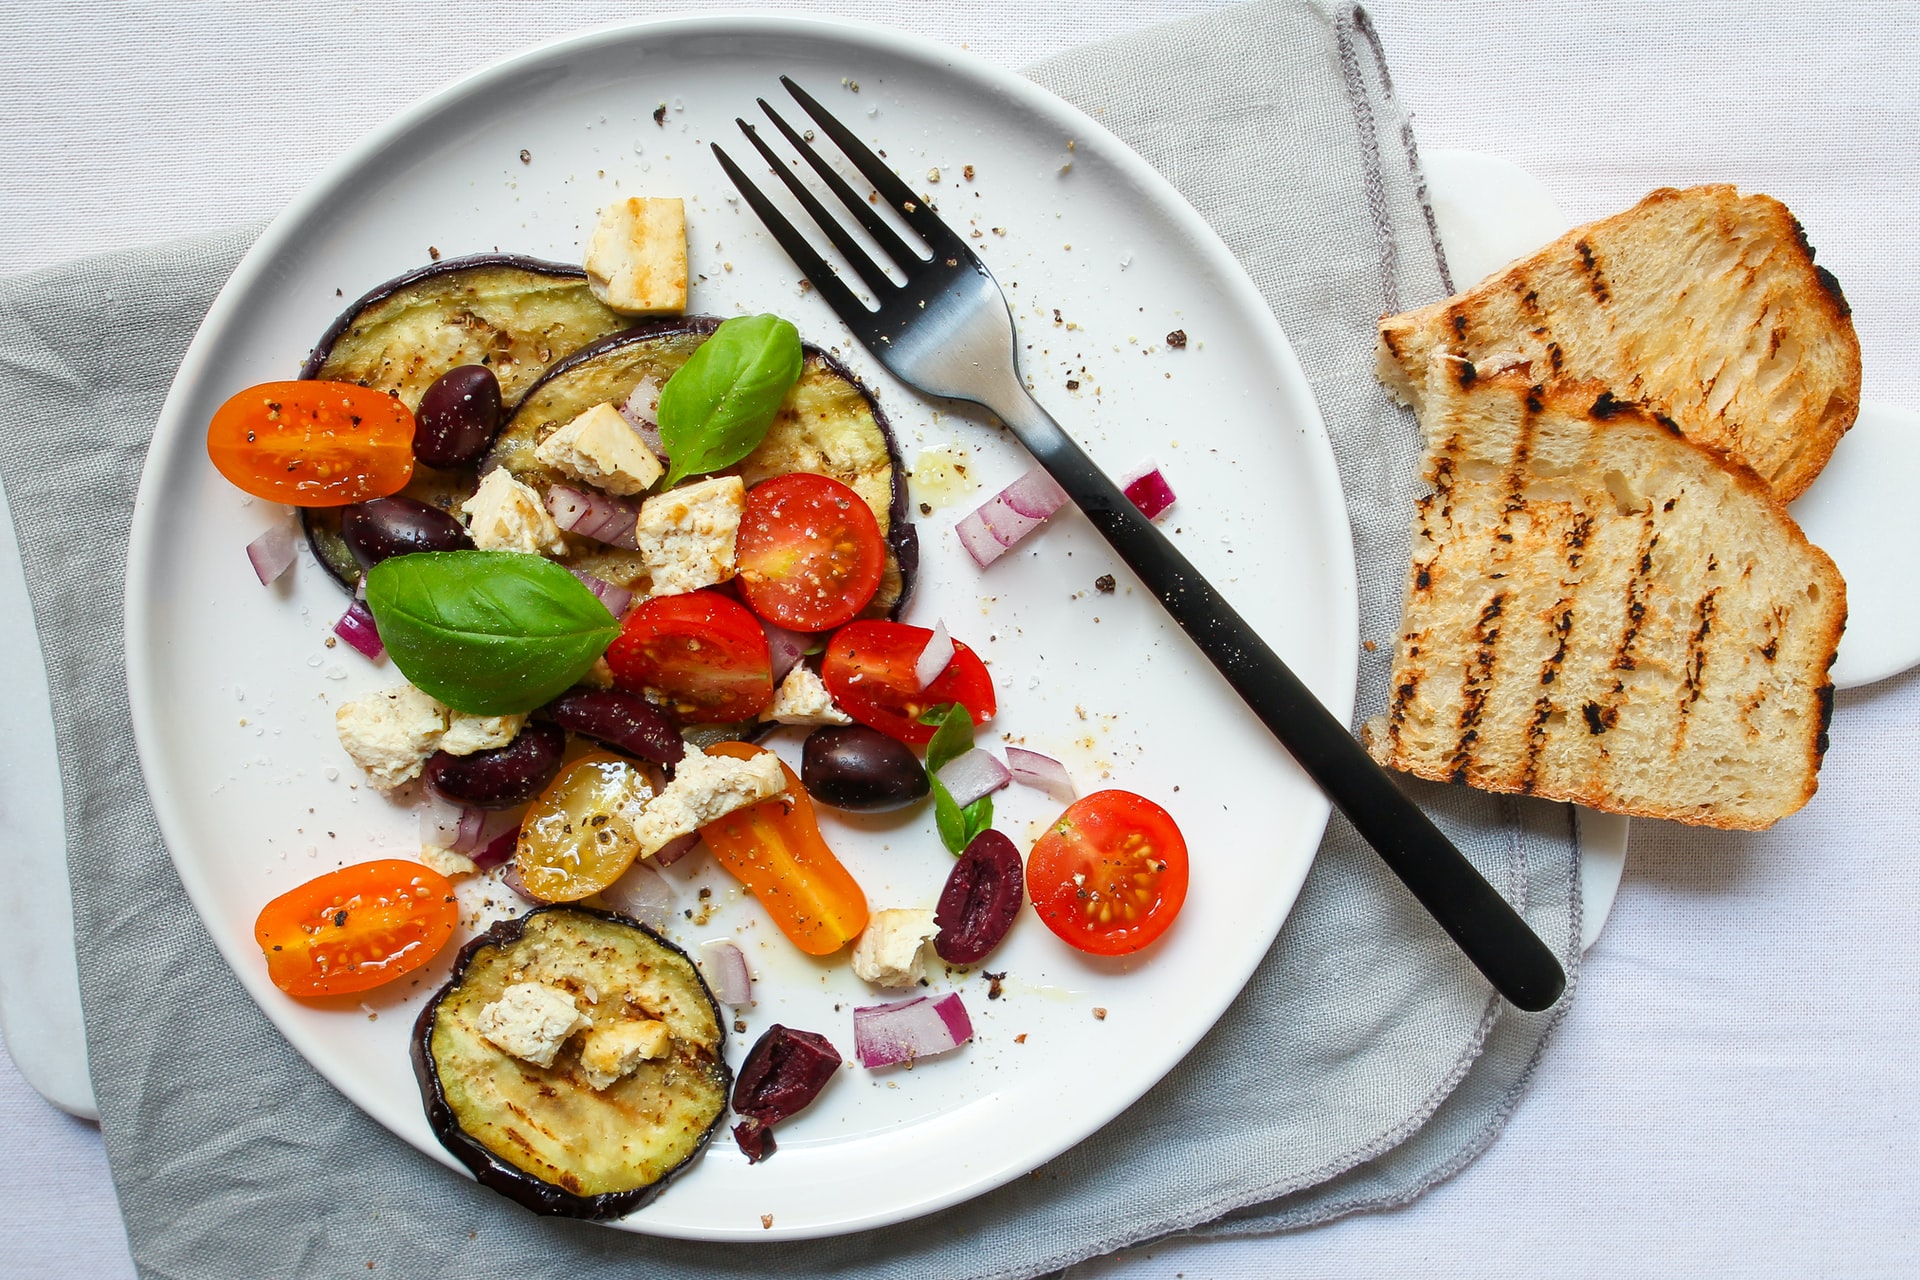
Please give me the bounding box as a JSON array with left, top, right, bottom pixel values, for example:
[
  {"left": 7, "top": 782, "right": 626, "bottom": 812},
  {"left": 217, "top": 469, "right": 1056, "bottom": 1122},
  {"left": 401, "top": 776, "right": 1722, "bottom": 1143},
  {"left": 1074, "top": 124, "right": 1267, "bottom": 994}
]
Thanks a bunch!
[
  {"left": 414, "top": 364, "right": 502, "bottom": 468},
  {"left": 800, "top": 725, "right": 929, "bottom": 811},
  {"left": 542, "top": 689, "right": 685, "bottom": 764},
  {"left": 338, "top": 496, "right": 473, "bottom": 569},
  {"left": 730, "top": 1025, "right": 842, "bottom": 1163},
  {"left": 424, "top": 721, "right": 565, "bottom": 809},
  {"left": 934, "top": 829, "right": 1024, "bottom": 965}
]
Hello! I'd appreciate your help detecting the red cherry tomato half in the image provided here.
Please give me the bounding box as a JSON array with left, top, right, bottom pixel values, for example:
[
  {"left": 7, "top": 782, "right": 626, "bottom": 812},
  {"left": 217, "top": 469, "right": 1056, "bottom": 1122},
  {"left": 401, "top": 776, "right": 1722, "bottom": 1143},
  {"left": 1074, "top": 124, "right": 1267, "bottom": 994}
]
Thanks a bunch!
[
  {"left": 207, "top": 380, "right": 415, "bottom": 506},
  {"left": 1027, "top": 791, "right": 1189, "bottom": 956},
  {"left": 734, "top": 472, "right": 886, "bottom": 632},
  {"left": 253, "top": 859, "right": 458, "bottom": 998},
  {"left": 604, "top": 590, "right": 774, "bottom": 723},
  {"left": 820, "top": 620, "right": 996, "bottom": 745}
]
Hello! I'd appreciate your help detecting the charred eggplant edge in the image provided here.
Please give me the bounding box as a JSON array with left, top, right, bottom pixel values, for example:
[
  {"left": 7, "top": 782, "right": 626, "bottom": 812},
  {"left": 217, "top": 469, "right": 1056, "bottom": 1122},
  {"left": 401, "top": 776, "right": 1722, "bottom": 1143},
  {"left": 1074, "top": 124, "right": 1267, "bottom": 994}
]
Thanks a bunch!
[{"left": 409, "top": 903, "right": 733, "bottom": 1220}]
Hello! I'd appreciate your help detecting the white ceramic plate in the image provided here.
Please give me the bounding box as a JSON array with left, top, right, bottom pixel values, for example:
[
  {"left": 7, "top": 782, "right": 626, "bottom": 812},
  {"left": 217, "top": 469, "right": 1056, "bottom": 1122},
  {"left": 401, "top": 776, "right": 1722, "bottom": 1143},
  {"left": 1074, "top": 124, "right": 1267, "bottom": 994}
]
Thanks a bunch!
[{"left": 125, "top": 16, "right": 1354, "bottom": 1240}]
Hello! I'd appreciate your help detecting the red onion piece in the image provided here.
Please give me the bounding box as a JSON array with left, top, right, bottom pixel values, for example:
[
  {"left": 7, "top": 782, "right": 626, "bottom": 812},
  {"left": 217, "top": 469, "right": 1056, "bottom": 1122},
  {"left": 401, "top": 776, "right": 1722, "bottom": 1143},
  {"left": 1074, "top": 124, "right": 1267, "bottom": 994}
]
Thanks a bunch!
[
  {"left": 619, "top": 377, "right": 665, "bottom": 455},
  {"left": 852, "top": 992, "right": 973, "bottom": 1068},
  {"left": 246, "top": 522, "right": 297, "bottom": 585},
  {"left": 419, "top": 798, "right": 462, "bottom": 850},
  {"left": 955, "top": 508, "right": 1009, "bottom": 568},
  {"left": 1120, "top": 459, "right": 1177, "bottom": 520},
  {"left": 1005, "top": 747, "right": 1076, "bottom": 802},
  {"left": 471, "top": 823, "right": 520, "bottom": 871},
  {"left": 546, "top": 485, "right": 640, "bottom": 549},
  {"left": 453, "top": 806, "right": 486, "bottom": 855},
  {"left": 567, "top": 567, "right": 633, "bottom": 618},
  {"left": 652, "top": 831, "right": 701, "bottom": 867},
  {"left": 934, "top": 748, "right": 1011, "bottom": 808},
  {"left": 699, "top": 940, "right": 754, "bottom": 1007},
  {"left": 333, "top": 601, "right": 384, "bottom": 660},
  {"left": 914, "top": 620, "right": 953, "bottom": 689},
  {"left": 955, "top": 465, "right": 1072, "bottom": 568},
  {"left": 599, "top": 860, "right": 674, "bottom": 930},
  {"left": 761, "top": 621, "right": 812, "bottom": 685},
  {"left": 1000, "top": 465, "right": 1069, "bottom": 520}
]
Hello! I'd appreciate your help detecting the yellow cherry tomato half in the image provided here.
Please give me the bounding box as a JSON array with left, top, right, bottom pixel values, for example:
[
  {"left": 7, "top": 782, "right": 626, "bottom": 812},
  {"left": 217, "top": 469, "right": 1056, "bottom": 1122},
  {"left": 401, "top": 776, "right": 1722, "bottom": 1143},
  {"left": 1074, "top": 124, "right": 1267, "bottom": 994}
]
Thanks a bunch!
[{"left": 207, "top": 380, "right": 415, "bottom": 506}]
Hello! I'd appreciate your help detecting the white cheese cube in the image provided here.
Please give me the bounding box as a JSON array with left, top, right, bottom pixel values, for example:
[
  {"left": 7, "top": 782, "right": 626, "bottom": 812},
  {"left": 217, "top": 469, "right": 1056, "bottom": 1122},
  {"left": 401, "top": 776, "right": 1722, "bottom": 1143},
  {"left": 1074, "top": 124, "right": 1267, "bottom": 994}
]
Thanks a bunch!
[
  {"left": 851, "top": 909, "right": 937, "bottom": 989},
  {"left": 334, "top": 684, "right": 449, "bottom": 790},
  {"left": 578, "top": 1019, "right": 672, "bottom": 1090},
  {"left": 462, "top": 467, "right": 567, "bottom": 556},
  {"left": 534, "top": 402, "right": 665, "bottom": 497},
  {"left": 584, "top": 197, "right": 688, "bottom": 315},
  {"left": 634, "top": 476, "right": 746, "bottom": 597},
  {"left": 630, "top": 743, "right": 786, "bottom": 857},
  {"left": 438, "top": 711, "right": 526, "bottom": 757},
  {"left": 419, "top": 846, "right": 478, "bottom": 878},
  {"left": 760, "top": 665, "right": 853, "bottom": 726},
  {"left": 475, "top": 982, "right": 589, "bottom": 1068}
]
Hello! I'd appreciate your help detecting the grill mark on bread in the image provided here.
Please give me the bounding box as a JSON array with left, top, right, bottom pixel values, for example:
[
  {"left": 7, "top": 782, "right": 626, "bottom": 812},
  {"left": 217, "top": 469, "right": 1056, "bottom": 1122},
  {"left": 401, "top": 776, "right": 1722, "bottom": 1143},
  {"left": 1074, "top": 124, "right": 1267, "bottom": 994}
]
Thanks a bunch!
[
  {"left": 1449, "top": 592, "right": 1507, "bottom": 782},
  {"left": 1613, "top": 520, "right": 1660, "bottom": 672},
  {"left": 1573, "top": 238, "right": 1612, "bottom": 305},
  {"left": 1674, "top": 588, "right": 1721, "bottom": 750},
  {"left": 1521, "top": 601, "right": 1577, "bottom": 792}
]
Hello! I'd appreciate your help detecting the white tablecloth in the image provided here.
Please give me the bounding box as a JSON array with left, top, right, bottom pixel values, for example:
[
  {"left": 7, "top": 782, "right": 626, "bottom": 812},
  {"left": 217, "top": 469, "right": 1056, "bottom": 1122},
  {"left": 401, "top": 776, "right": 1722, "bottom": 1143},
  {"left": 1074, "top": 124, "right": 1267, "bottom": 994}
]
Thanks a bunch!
[{"left": 3, "top": 2, "right": 1916, "bottom": 1275}]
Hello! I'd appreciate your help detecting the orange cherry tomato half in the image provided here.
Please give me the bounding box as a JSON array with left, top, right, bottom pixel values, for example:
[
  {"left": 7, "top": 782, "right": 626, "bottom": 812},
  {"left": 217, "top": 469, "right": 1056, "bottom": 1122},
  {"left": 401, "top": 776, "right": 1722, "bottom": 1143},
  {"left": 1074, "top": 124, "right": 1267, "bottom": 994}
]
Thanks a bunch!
[
  {"left": 698, "top": 741, "right": 870, "bottom": 955},
  {"left": 1027, "top": 791, "right": 1189, "bottom": 956},
  {"left": 253, "top": 859, "right": 458, "bottom": 997},
  {"left": 734, "top": 472, "right": 886, "bottom": 632},
  {"left": 820, "top": 620, "right": 996, "bottom": 745},
  {"left": 604, "top": 590, "right": 774, "bottom": 723},
  {"left": 207, "top": 380, "right": 415, "bottom": 506}
]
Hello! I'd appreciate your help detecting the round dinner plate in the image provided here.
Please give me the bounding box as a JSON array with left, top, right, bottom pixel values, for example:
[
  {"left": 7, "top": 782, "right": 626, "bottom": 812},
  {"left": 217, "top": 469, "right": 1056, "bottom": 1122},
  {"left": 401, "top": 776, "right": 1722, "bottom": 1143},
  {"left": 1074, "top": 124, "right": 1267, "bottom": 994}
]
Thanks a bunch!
[{"left": 125, "top": 16, "right": 1355, "bottom": 1240}]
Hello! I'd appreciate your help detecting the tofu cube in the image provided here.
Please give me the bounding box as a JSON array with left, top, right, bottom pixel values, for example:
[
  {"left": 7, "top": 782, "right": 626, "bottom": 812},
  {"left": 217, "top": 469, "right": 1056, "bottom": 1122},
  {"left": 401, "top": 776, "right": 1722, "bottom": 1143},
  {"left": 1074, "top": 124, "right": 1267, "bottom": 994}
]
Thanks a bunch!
[
  {"left": 534, "top": 402, "right": 665, "bottom": 496},
  {"left": 462, "top": 467, "right": 567, "bottom": 556},
  {"left": 630, "top": 742, "right": 787, "bottom": 857},
  {"left": 635, "top": 476, "right": 746, "bottom": 597},
  {"left": 438, "top": 711, "right": 526, "bottom": 757},
  {"left": 475, "top": 982, "right": 588, "bottom": 1068},
  {"left": 578, "top": 1019, "right": 673, "bottom": 1090},
  {"left": 851, "top": 909, "right": 937, "bottom": 989},
  {"left": 761, "top": 664, "right": 853, "bottom": 726},
  {"left": 334, "top": 684, "right": 449, "bottom": 790},
  {"left": 584, "top": 197, "right": 688, "bottom": 315}
]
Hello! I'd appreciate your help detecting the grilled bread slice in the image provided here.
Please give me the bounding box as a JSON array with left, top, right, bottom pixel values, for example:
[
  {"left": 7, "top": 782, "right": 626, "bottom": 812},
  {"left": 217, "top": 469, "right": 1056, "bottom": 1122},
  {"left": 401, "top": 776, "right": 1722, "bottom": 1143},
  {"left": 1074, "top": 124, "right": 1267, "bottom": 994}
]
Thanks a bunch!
[
  {"left": 1362, "top": 362, "right": 1845, "bottom": 830},
  {"left": 1376, "top": 185, "right": 1861, "bottom": 503}
]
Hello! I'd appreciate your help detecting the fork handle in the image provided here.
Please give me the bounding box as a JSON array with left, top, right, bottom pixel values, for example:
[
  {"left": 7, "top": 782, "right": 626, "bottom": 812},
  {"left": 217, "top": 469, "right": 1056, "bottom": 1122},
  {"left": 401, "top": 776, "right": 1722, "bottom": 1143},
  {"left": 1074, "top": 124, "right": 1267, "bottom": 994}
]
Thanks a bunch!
[{"left": 999, "top": 395, "right": 1566, "bottom": 1012}]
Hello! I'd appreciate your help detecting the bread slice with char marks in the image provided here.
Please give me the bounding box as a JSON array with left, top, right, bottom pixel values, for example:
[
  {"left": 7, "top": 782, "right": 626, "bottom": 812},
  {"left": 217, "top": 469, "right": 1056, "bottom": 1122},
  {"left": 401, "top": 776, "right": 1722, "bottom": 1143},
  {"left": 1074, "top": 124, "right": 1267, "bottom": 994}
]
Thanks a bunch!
[
  {"left": 1362, "top": 361, "right": 1844, "bottom": 830},
  {"left": 1377, "top": 185, "right": 1860, "bottom": 503}
]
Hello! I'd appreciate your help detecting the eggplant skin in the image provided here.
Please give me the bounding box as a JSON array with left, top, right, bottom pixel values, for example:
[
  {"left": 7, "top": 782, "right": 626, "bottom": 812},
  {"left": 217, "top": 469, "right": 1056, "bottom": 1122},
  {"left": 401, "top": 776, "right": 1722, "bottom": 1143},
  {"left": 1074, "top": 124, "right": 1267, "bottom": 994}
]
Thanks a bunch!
[{"left": 412, "top": 905, "right": 731, "bottom": 1220}]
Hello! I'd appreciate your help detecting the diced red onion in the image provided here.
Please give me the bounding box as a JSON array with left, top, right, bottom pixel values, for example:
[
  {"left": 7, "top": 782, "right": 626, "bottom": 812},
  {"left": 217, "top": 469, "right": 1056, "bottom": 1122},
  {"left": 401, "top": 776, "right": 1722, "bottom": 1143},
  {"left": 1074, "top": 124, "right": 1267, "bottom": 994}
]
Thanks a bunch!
[
  {"left": 955, "top": 465, "right": 1071, "bottom": 568},
  {"left": 1119, "top": 459, "right": 1177, "bottom": 520},
  {"left": 699, "top": 940, "right": 754, "bottom": 1007},
  {"left": 761, "top": 621, "right": 812, "bottom": 685},
  {"left": 246, "top": 522, "right": 297, "bottom": 585},
  {"left": 472, "top": 823, "right": 521, "bottom": 871},
  {"left": 419, "top": 798, "right": 486, "bottom": 852},
  {"left": 1000, "top": 466, "right": 1069, "bottom": 519},
  {"left": 453, "top": 806, "right": 486, "bottom": 854},
  {"left": 599, "top": 860, "right": 674, "bottom": 930},
  {"left": 1005, "top": 747, "right": 1076, "bottom": 802},
  {"left": 546, "top": 485, "right": 640, "bottom": 549},
  {"left": 934, "top": 748, "right": 1011, "bottom": 808},
  {"left": 334, "top": 600, "right": 384, "bottom": 660},
  {"left": 568, "top": 567, "right": 633, "bottom": 618},
  {"left": 914, "top": 619, "right": 954, "bottom": 689},
  {"left": 852, "top": 992, "right": 973, "bottom": 1068},
  {"left": 619, "top": 378, "right": 665, "bottom": 456},
  {"left": 651, "top": 831, "right": 701, "bottom": 867}
]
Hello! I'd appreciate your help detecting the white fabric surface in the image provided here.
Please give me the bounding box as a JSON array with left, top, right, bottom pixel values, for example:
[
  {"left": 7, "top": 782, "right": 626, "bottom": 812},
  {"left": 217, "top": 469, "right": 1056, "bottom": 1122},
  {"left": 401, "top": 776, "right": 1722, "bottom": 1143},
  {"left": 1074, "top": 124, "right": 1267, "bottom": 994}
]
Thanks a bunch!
[{"left": 2, "top": 1, "right": 1916, "bottom": 1276}]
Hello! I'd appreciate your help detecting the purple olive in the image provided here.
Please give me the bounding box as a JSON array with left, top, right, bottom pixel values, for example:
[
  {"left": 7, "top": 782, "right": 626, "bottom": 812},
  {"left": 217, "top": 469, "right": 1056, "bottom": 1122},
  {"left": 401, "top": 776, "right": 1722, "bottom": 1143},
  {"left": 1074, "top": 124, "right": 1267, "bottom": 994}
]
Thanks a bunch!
[
  {"left": 425, "top": 721, "right": 565, "bottom": 809},
  {"left": 730, "top": 1025, "right": 842, "bottom": 1164},
  {"left": 542, "top": 690, "right": 685, "bottom": 765},
  {"left": 339, "top": 496, "right": 473, "bottom": 569},
  {"left": 414, "top": 364, "right": 503, "bottom": 468},
  {"left": 934, "top": 830, "right": 1024, "bottom": 966},
  {"left": 801, "top": 726, "right": 929, "bottom": 811}
]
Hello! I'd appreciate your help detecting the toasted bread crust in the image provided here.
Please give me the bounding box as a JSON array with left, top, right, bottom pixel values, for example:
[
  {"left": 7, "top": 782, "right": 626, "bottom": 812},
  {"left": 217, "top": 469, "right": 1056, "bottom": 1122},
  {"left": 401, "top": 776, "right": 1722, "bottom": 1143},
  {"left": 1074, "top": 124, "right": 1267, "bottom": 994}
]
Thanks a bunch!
[
  {"left": 1378, "top": 186, "right": 1862, "bottom": 502},
  {"left": 1364, "top": 365, "right": 1845, "bottom": 830}
]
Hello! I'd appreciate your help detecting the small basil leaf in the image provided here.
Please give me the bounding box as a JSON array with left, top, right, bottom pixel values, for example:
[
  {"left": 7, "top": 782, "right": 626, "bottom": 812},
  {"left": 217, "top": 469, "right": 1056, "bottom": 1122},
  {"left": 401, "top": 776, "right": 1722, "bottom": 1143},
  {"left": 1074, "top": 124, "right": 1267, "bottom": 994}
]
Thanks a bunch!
[
  {"left": 924, "top": 702, "right": 974, "bottom": 776},
  {"left": 365, "top": 551, "right": 620, "bottom": 715},
  {"left": 925, "top": 702, "right": 989, "bottom": 855},
  {"left": 656, "top": 314, "right": 803, "bottom": 488},
  {"left": 961, "top": 795, "right": 994, "bottom": 847},
  {"left": 933, "top": 782, "right": 966, "bottom": 854}
]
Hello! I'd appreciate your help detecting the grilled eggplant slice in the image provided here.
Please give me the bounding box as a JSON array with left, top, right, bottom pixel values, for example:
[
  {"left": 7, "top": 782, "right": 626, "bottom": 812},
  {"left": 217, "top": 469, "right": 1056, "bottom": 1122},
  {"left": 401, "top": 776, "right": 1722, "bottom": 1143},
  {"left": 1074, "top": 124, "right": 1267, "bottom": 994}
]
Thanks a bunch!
[
  {"left": 488, "top": 318, "right": 918, "bottom": 616},
  {"left": 412, "top": 905, "right": 730, "bottom": 1219},
  {"left": 301, "top": 256, "right": 636, "bottom": 590}
]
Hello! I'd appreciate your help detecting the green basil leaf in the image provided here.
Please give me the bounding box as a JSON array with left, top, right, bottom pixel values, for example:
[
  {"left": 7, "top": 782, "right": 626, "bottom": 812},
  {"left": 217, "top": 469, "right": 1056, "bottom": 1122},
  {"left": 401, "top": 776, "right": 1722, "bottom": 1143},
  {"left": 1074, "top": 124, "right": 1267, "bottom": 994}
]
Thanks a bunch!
[
  {"left": 924, "top": 702, "right": 991, "bottom": 855},
  {"left": 364, "top": 551, "right": 621, "bottom": 715},
  {"left": 656, "top": 313, "right": 803, "bottom": 488},
  {"left": 961, "top": 795, "right": 994, "bottom": 847},
  {"left": 933, "top": 782, "right": 966, "bottom": 854},
  {"left": 923, "top": 702, "right": 975, "bottom": 776}
]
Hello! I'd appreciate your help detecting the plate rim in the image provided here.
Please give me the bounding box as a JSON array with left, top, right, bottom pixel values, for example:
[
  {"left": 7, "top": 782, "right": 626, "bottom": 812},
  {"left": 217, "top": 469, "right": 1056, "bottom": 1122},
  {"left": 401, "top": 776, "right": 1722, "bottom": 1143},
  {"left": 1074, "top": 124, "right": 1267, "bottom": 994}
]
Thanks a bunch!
[{"left": 123, "top": 11, "right": 1358, "bottom": 1240}]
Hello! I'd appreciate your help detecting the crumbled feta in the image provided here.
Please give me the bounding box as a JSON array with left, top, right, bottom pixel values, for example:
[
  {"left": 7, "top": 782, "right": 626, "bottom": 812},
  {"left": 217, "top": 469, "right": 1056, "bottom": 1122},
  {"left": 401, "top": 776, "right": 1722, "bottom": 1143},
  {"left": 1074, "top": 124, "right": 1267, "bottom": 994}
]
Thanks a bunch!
[
  {"left": 334, "top": 684, "right": 449, "bottom": 790},
  {"left": 534, "top": 402, "right": 665, "bottom": 496},
  {"left": 631, "top": 742, "right": 786, "bottom": 857},
  {"left": 578, "top": 1018, "right": 672, "bottom": 1090},
  {"left": 851, "top": 909, "right": 937, "bottom": 988},
  {"left": 475, "top": 982, "right": 589, "bottom": 1068},
  {"left": 760, "top": 665, "right": 852, "bottom": 726},
  {"left": 580, "top": 656, "right": 616, "bottom": 690},
  {"left": 634, "top": 476, "right": 746, "bottom": 597},
  {"left": 438, "top": 710, "right": 526, "bottom": 757},
  {"left": 584, "top": 196, "right": 688, "bottom": 314},
  {"left": 462, "top": 467, "right": 567, "bottom": 555},
  {"left": 419, "top": 845, "right": 478, "bottom": 878}
]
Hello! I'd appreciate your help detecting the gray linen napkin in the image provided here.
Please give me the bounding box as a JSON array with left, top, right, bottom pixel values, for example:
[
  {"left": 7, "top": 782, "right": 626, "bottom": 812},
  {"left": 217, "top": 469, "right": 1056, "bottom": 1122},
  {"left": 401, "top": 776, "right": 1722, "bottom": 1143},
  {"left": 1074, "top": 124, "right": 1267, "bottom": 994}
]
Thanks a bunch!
[{"left": 0, "top": 4, "right": 1578, "bottom": 1277}]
